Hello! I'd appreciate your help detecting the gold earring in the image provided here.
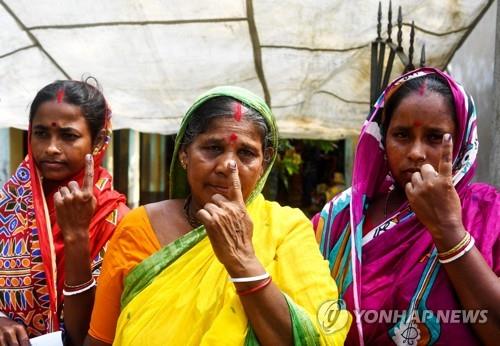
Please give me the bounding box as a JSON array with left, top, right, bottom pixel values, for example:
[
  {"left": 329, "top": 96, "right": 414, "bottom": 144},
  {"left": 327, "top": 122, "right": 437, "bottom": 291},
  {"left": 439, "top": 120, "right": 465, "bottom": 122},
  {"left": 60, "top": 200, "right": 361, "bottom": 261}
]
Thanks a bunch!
[{"left": 181, "top": 160, "right": 187, "bottom": 169}]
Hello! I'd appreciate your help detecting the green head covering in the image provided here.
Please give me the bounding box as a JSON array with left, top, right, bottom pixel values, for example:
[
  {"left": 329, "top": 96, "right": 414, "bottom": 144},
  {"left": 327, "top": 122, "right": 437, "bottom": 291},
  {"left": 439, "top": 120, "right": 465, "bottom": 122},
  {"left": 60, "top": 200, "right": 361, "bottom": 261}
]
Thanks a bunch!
[{"left": 169, "top": 86, "right": 278, "bottom": 204}]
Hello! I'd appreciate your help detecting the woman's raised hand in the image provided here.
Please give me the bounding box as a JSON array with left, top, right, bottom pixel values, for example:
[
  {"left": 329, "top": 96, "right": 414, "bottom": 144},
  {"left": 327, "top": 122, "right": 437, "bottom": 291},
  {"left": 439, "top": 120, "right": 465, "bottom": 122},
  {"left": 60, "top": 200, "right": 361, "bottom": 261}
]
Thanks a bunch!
[
  {"left": 405, "top": 134, "right": 465, "bottom": 241},
  {"left": 196, "top": 160, "right": 261, "bottom": 277},
  {"left": 54, "top": 154, "right": 97, "bottom": 241}
]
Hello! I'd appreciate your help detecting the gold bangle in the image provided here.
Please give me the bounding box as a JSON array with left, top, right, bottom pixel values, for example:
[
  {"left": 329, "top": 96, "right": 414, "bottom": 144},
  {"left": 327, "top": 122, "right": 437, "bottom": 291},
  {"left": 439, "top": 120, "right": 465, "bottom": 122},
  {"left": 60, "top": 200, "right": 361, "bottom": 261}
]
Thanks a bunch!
[
  {"left": 438, "top": 236, "right": 475, "bottom": 264},
  {"left": 64, "top": 276, "right": 94, "bottom": 290},
  {"left": 63, "top": 278, "right": 96, "bottom": 296},
  {"left": 438, "top": 231, "right": 470, "bottom": 258}
]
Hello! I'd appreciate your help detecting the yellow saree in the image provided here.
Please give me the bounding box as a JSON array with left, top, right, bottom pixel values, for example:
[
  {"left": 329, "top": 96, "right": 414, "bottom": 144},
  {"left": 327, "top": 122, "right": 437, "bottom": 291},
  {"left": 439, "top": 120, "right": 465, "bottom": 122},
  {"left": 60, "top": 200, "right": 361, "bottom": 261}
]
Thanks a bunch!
[{"left": 114, "top": 194, "right": 350, "bottom": 345}]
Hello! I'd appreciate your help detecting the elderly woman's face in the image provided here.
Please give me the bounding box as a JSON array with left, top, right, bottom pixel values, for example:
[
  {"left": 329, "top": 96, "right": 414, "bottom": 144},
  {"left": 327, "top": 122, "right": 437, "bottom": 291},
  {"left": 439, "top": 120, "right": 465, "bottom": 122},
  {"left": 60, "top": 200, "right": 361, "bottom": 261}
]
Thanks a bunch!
[
  {"left": 180, "top": 116, "right": 265, "bottom": 206},
  {"left": 385, "top": 91, "right": 456, "bottom": 188}
]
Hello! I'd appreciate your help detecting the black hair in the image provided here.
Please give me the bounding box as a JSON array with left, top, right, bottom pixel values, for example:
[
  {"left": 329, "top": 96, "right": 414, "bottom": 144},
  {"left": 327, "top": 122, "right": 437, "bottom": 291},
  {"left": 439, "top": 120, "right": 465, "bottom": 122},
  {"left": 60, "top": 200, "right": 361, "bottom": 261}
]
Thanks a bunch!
[
  {"left": 382, "top": 73, "right": 456, "bottom": 138},
  {"left": 29, "top": 78, "right": 109, "bottom": 143},
  {"left": 181, "top": 96, "right": 274, "bottom": 161}
]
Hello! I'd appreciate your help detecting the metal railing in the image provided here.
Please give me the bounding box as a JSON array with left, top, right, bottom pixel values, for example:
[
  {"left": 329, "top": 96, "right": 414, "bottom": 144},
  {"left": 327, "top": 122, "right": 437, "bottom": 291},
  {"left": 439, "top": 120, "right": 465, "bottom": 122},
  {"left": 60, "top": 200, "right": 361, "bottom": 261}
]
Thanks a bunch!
[{"left": 370, "top": 1, "right": 426, "bottom": 108}]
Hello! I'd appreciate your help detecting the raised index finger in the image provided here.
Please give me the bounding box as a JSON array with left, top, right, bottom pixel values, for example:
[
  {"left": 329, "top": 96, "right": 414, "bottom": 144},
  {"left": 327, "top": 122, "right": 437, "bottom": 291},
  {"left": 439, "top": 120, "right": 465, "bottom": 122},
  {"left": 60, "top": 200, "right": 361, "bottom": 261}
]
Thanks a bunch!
[
  {"left": 82, "top": 154, "right": 94, "bottom": 193},
  {"left": 438, "top": 133, "right": 453, "bottom": 177},
  {"left": 228, "top": 160, "right": 244, "bottom": 204}
]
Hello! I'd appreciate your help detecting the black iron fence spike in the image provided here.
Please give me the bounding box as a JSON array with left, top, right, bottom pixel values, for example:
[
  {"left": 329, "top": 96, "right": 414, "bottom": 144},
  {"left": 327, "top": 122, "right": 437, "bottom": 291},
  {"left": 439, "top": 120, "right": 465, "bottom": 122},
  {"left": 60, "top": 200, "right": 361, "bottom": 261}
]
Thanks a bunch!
[
  {"left": 397, "top": 6, "right": 403, "bottom": 49},
  {"left": 409, "top": 21, "right": 415, "bottom": 64},
  {"left": 387, "top": 0, "right": 393, "bottom": 41},
  {"left": 420, "top": 44, "right": 426, "bottom": 67},
  {"left": 377, "top": 1, "right": 382, "bottom": 39}
]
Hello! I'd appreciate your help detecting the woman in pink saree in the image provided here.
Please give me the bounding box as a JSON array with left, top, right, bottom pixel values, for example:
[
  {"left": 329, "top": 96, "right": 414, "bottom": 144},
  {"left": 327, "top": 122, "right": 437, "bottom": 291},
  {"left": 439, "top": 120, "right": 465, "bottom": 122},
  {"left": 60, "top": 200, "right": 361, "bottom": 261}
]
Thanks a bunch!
[{"left": 313, "top": 67, "right": 499, "bottom": 345}]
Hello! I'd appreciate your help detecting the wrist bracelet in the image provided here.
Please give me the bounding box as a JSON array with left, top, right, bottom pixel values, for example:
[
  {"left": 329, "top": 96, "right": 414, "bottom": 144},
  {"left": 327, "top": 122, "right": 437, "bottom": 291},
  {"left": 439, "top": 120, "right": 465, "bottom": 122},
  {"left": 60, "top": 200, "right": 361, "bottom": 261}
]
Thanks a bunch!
[
  {"left": 230, "top": 272, "right": 270, "bottom": 283},
  {"left": 237, "top": 277, "right": 272, "bottom": 296},
  {"left": 438, "top": 231, "right": 470, "bottom": 258},
  {"left": 63, "top": 278, "right": 96, "bottom": 296},
  {"left": 438, "top": 238, "right": 470, "bottom": 261},
  {"left": 438, "top": 236, "right": 475, "bottom": 264},
  {"left": 64, "top": 276, "right": 94, "bottom": 290}
]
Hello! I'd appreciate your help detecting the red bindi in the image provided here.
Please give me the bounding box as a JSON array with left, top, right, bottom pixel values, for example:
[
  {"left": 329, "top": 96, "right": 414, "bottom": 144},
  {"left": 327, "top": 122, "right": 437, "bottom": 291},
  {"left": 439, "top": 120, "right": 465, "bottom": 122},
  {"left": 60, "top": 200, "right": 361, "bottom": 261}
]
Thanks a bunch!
[
  {"left": 229, "top": 133, "right": 238, "bottom": 142},
  {"left": 233, "top": 103, "right": 242, "bottom": 122},
  {"left": 414, "top": 121, "right": 422, "bottom": 127},
  {"left": 51, "top": 122, "right": 57, "bottom": 127},
  {"left": 56, "top": 89, "right": 65, "bottom": 103}
]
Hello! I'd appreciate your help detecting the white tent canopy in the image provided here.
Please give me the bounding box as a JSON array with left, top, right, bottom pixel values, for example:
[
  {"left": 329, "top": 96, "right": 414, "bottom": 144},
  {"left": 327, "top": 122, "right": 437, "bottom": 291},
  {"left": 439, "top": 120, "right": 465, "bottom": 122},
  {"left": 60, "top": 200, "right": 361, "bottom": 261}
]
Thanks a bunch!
[{"left": 0, "top": 0, "right": 492, "bottom": 140}]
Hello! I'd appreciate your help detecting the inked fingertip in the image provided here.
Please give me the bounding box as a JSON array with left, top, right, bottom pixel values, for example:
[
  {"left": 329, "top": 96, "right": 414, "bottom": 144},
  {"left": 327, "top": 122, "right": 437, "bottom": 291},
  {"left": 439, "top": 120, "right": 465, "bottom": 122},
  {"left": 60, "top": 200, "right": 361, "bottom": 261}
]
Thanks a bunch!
[
  {"left": 228, "top": 160, "right": 237, "bottom": 170},
  {"left": 443, "top": 133, "right": 451, "bottom": 142}
]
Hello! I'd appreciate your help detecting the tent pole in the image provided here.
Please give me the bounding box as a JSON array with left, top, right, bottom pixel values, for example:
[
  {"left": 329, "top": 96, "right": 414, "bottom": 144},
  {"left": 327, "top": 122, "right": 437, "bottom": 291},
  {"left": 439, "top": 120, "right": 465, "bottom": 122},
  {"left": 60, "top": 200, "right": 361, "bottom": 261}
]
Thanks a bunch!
[
  {"left": 344, "top": 135, "right": 357, "bottom": 187},
  {"left": 128, "top": 130, "right": 141, "bottom": 208},
  {"left": 0, "top": 128, "right": 10, "bottom": 185},
  {"left": 103, "top": 133, "right": 114, "bottom": 179}
]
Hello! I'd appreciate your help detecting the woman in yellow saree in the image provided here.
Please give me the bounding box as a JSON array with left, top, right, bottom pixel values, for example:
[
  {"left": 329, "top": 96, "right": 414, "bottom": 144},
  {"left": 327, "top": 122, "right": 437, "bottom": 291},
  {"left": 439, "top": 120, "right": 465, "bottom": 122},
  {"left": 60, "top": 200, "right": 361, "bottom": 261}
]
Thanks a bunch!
[{"left": 87, "top": 86, "right": 350, "bottom": 345}]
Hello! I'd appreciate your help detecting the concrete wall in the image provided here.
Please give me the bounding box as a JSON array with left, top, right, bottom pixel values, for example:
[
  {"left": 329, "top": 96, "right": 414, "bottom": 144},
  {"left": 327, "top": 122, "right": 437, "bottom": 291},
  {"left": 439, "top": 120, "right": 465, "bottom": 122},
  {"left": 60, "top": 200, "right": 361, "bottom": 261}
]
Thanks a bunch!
[
  {"left": 491, "top": 0, "right": 500, "bottom": 187},
  {"left": 448, "top": 1, "right": 498, "bottom": 186}
]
